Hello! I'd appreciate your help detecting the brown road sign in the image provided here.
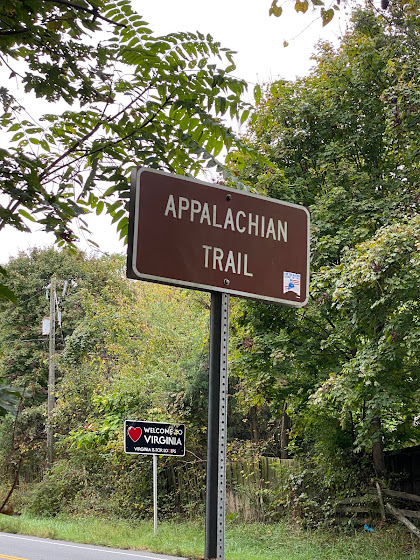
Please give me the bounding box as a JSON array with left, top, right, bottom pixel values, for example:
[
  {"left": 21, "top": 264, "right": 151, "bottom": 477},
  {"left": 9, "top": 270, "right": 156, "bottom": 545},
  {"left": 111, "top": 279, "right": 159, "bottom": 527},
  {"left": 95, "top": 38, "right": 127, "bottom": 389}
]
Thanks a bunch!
[{"left": 127, "top": 168, "right": 310, "bottom": 306}]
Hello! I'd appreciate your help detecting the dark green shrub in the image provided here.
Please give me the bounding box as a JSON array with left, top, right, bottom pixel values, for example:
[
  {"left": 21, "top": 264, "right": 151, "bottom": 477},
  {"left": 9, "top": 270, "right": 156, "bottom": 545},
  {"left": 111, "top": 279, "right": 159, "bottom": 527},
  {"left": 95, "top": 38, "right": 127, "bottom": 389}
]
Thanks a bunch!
[{"left": 25, "top": 460, "right": 85, "bottom": 517}]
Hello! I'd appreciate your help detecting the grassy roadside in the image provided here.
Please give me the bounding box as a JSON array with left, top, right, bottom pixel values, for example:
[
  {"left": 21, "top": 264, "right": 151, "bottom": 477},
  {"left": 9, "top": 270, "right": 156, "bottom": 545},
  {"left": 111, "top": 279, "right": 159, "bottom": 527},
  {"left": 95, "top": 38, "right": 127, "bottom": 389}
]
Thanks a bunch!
[{"left": 0, "top": 514, "right": 419, "bottom": 560}]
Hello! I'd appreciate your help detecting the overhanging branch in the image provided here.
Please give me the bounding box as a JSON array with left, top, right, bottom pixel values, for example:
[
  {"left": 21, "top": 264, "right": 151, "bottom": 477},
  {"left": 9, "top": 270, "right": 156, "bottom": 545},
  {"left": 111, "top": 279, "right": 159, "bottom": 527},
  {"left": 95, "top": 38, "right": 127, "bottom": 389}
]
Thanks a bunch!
[{"left": 17, "top": 0, "right": 127, "bottom": 29}]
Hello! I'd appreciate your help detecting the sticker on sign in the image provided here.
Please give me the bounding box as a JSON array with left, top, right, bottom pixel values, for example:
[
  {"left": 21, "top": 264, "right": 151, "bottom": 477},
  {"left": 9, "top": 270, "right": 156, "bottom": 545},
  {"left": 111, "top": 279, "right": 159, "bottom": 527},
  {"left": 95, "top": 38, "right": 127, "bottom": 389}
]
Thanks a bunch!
[{"left": 127, "top": 168, "right": 310, "bottom": 306}]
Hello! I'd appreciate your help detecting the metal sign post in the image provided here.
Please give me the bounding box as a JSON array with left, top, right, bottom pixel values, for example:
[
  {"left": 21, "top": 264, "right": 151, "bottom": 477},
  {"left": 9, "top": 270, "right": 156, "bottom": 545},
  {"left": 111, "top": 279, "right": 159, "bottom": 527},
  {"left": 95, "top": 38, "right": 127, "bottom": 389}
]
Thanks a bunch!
[
  {"left": 153, "top": 454, "right": 158, "bottom": 534},
  {"left": 217, "top": 293, "right": 229, "bottom": 560},
  {"left": 205, "top": 292, "right": 229, "bottom": 560}
]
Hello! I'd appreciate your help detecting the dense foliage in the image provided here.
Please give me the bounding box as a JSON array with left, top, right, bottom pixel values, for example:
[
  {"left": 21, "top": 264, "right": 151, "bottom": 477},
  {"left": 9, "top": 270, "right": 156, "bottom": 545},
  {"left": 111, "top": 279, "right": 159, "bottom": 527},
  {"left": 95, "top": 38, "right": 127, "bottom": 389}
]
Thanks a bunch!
[
  {"left": 230, "top": 4, "right": 420, "bottom": 490},
  {"left": 0, "top": 248, "right": 213, "bottom": 516}
]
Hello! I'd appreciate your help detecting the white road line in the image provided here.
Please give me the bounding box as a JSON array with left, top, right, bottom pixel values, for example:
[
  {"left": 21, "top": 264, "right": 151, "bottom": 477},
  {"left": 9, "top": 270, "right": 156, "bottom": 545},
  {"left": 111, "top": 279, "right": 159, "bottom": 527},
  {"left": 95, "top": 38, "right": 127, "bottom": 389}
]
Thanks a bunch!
[{"left": 0, "top": 534, "right": 182, "bottom": 559}]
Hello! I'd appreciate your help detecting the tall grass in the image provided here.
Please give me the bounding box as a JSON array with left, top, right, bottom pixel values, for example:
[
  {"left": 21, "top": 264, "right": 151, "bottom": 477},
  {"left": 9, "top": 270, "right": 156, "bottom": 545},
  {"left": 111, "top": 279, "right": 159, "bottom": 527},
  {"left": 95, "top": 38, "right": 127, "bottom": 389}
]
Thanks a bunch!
[{"left": 0, "top": 514, "right": 418, "bottom": 560}]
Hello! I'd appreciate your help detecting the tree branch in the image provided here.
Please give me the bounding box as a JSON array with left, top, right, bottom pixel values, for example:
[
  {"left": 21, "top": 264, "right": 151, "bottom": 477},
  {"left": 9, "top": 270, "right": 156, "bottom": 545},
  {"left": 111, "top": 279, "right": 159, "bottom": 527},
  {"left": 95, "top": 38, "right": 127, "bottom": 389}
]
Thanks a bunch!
[
  {"left": 0, "top": 457, "right": 22, "bottom": 514},
  {"left": 18, "top": 0, "right": 127, "bottom": 29},
  {"left": 0, "top": 28, "right": 28, "bottom": 36},
  {"left": 41, "top": 88, "right": 177, "bottom": 183}
]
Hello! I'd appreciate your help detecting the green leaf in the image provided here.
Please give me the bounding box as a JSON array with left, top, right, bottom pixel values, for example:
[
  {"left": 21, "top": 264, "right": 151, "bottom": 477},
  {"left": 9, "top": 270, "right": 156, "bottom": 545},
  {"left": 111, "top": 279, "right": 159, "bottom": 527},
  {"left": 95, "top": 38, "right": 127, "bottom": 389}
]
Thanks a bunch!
[
  {"left": 240, "top": 109, "right": 250, "bottom": 125},
  {"left": 103, "top": 185, "right": 119, "bottom": 197},
  {"left": 11, "top": 132, "right": 24, "bottom": 142},
  {"left": 84, "top": 158, "right": 99, "bottom": 194},
  {"left": 18, "top": 209, "right": 37, "bottom": 222},
  {"left": 96, "top": 200, "right": 104, "bottom": 215},
  {"left": 254, "top": 84, "right": 262, "bottom": 105},
  {"left": 116, "top": 216, "right": 128, "bottom": 232},
  {"left": 40, "top": 139, "right": 50, "bottom": 151},
  {"left": 322, "top": 8, "right": 334, "bottom": 26},
  {"left": 0, "top": 284, "right": 17, "bottom": 303},
  {"left": 107, "top": 200, "right": 123, "bottom": 213},
  {"left": 119, "top": 222, "right": 128, "bottom": 240},
  {"left": 111, "top": 209, "right": 125, "bottom": 224}
]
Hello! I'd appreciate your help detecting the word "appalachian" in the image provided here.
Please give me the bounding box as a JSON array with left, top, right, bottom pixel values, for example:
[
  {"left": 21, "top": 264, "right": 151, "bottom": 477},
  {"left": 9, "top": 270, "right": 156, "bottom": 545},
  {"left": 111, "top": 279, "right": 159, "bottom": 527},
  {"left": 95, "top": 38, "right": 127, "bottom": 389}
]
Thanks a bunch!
[{"left": 164, "top": 195, "right": 288, "bottom": 243}]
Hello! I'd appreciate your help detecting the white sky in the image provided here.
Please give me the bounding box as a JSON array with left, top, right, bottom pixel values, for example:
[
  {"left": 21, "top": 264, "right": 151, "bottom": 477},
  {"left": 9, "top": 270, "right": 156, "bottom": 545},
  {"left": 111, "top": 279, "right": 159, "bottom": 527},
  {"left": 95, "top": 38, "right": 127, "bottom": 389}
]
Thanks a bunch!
[{"left": 1, "top": 0, "right": 352, "bottom": 265}]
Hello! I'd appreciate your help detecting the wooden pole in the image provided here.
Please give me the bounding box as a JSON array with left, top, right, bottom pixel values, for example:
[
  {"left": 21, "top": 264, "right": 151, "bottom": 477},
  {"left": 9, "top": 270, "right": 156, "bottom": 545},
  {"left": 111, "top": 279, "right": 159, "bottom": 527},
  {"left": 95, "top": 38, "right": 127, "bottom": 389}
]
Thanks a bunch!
[
  {"left": 375, "top": 482, "right": 386, "bottom": 522},
  {"left": 383, "top": 489, "right": 420, "bottom": 504},
  {"left": 386, "top": 503, "right": 420, "bottom": 539},
  {"left": 46, "top": 277, "right": 56, "bottom": 468}
]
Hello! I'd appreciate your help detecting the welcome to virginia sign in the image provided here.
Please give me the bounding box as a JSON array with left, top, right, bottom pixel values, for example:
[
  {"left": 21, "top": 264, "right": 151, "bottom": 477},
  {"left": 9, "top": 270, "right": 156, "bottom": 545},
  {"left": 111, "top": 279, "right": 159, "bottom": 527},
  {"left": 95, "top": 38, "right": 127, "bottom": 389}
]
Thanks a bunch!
[{"left": 124, "top": 420, "right": 185, "bottom": 457}]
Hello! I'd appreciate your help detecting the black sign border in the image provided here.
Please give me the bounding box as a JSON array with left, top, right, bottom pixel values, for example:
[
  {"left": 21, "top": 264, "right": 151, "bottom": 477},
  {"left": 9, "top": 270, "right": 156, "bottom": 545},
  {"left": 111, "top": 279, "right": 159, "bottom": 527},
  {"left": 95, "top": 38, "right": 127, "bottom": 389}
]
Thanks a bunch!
[{"left": 124, "top": 419, "right": 186, "bottom": 457}]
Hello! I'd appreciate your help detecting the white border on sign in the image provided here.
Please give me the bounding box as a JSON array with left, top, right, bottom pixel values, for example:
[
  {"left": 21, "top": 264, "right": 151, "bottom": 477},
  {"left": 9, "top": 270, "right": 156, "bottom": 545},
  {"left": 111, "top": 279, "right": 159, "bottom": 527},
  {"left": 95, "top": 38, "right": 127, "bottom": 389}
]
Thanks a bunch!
[{"left": 130, "top": 168, "right": 310, "bottom": 307}]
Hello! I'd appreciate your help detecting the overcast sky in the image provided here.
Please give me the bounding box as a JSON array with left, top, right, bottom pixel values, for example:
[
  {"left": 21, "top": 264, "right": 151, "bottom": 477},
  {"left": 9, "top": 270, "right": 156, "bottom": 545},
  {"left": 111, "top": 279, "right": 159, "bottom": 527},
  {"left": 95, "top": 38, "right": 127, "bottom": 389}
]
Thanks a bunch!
[{"left": 1, "top": 0, "right": 352, "bottom": 265}]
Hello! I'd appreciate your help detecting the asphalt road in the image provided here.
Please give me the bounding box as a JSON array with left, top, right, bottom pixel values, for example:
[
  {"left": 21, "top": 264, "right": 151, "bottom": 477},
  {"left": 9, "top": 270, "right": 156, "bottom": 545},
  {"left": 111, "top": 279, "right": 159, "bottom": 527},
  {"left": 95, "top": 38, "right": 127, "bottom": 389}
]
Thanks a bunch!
[{"left": 0, "top": 532, "right": 188, "bottom": 560}]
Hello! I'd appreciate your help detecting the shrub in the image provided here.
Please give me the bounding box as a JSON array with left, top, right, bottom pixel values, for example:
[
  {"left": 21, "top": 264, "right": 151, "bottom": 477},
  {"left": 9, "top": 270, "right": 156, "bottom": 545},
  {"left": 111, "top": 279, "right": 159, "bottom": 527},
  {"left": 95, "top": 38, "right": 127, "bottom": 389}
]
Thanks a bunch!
[{"left": 25, "top": 460, "right": 85, "bottom": 517}]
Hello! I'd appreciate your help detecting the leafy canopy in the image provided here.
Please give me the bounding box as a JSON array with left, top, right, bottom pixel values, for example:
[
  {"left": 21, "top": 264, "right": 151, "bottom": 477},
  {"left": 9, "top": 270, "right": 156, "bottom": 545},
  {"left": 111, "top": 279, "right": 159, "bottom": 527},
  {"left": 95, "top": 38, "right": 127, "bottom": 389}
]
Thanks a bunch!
[
  {"left": 231, "top": 5, "right": 420, "bottom": 475},
  {"left": 0, "top": 0, "right": 254, "bottom": 252}
]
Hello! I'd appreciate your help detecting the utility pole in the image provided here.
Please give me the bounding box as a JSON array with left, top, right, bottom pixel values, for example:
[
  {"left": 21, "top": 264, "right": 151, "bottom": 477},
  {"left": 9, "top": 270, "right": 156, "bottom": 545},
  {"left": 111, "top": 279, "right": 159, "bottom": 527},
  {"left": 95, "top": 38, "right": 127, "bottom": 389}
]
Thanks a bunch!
[{"left": 46, "top": 277, "right": 56, "bottom": 468}]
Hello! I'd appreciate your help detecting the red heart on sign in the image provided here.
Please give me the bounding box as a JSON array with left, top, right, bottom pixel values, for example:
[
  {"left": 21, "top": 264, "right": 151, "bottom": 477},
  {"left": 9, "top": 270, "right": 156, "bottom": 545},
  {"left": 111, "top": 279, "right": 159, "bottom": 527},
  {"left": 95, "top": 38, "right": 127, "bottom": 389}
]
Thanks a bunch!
[{"left": 128, "top": 426, "right": 142, "bottom": 442}]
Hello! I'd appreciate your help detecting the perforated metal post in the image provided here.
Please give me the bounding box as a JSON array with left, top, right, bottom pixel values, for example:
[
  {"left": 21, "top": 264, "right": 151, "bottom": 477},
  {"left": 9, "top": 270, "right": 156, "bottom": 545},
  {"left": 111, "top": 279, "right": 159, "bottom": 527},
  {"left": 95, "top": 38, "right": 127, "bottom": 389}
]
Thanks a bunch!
[
  {"left": 205, "top": 292, "right": 229, "bottom": 560},
  {"left": 217, "top": 292, "right": 229, "bottom": 559},
  {"left": 153, "top": 454, "right": 158, "bottom": 534}
]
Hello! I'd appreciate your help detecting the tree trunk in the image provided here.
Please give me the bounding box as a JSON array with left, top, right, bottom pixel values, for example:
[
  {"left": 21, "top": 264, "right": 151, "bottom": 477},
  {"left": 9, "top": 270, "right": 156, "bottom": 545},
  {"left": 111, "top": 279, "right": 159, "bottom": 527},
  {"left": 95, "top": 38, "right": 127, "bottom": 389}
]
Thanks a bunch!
[
  {"left": 372, "top": 416, "right": 386, "bottom": 476},
  {"left": 0, "top": 457, "right": 22, "bottom": 514},
  {"left": 250, "top": 406, "right": 260, "bottom": 443},
  {"left": 280, "top": 403, "right": 291, "bottom": 459}
]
